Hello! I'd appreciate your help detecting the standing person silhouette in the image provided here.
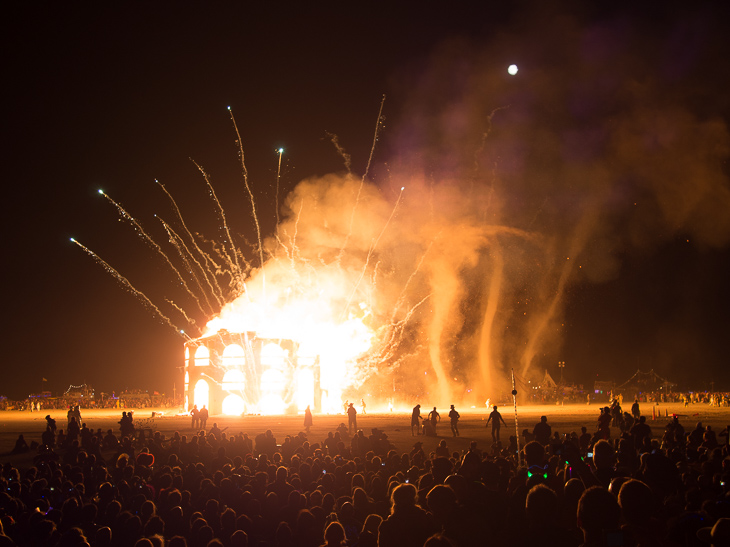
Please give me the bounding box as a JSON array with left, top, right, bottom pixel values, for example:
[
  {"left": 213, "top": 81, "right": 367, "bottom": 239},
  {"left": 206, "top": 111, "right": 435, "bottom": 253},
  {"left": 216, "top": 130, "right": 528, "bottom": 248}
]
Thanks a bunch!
[
  {"left": 190, "top": 405, "right": 199, "bottom": 430},
  {"left": 347, "top": 402, "right": 358, "bottom": 434},
  {"left": 199, "top": 405, "right": 209, "bottom": 430},
  {"left": 304, "top": 405, "right": 313, "bottom": 433},
  {"left": 428, "top": 407, "right": 440, "bottom": 435},
  {"left": 411, "top": 404, "right": 422, "bottom": 436},
  {"left": 533, "top": 415, "right": 552, "bottom": 446},
  {"left": 631, "top": 399, "right": 640, "bottom": 420},
  {"left": 486, "top": 405, "right": 507, "bottom": 442},
  {"left": 448, "top": 405, "right": 460, "bottom": 437}
]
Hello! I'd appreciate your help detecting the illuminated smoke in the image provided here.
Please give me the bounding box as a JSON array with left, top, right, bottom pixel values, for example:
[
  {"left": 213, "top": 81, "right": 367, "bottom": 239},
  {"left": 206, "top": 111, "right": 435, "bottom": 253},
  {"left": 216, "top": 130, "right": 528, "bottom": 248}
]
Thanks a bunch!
[
  {"left": 75, "top": 8, "right": 730, "bottom": 409},
  {"left": 369, "top": 7, "right": 730, "bottom": 401}
]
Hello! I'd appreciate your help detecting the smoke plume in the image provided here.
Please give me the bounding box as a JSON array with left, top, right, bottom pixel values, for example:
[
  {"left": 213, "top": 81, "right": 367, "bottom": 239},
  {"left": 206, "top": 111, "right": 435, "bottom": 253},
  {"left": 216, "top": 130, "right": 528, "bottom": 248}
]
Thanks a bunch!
[{"left": 214, "top": 8, "right": 730, "bottom": 405}]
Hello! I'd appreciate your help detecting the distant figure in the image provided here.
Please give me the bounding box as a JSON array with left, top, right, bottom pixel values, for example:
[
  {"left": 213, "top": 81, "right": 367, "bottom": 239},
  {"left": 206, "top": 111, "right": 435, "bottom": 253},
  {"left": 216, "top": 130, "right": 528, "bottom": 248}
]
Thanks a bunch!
[
  {"left": 41, "top": 426, "right": 55, "bottom": 447},
  {"left": 448, "top": 405, "right": 460, "bottom": 437},
  {"left": 486, "top": 405, "right": 507, "bottom": 442},
  {"left": 631, "top": 399, "right": 640, "bottom": 420},
  {"left": 435, "top": 439, "right": 450, "bottom": 458},
  {"left": 190, "top": 404, "right": 199, "bottom": 429},
  {"left": 428, "top": 407, "right": 441, "bottom": 435},
  {"left": 361, "top": 398, "right": 367, "bottom": 415},
  {"left": 67, "top": 417, "right": 80, "bottom": 443},
  {"left": 411, "top": 404, "right": 422, "bottom": 436},
  {"left": 344, "top": 400, "right": 349, "bottom": 415},
  {"left": 10, "top": 434, "right": 29, "bottom": 454},
  {"left": 304, "top": 405, "right": 313, "bottom": 433},
  {"left": 533, "top": 415, "right": 552, "bottom": 445},
  {"left": 57, "top": 429, "right": 66, "bottom": 448},
  {"left": 45, "top": 415, "right": 57, "bottom": 434},
  {"left": 579, "top": 426, "right": 591, "bottom": 454},
  {"left": 199, "top": 405, "right": 209, "bottom": 430},
  {"left": 597, "top": 407, "right": 612, "bottom": 439},
  {"left": 119, "top": 411, "right": 135, "bottom": 438},
  {"left": 630, "top": 416, "right": 652, "bottom": 451},
  {"left": 347, "top": 403, "right": 358, "bottom": 434}
]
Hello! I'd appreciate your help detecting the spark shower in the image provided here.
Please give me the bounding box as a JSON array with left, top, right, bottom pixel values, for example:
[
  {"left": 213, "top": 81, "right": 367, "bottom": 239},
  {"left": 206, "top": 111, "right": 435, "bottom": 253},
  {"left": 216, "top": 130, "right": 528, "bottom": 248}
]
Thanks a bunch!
[{"left": 72, "top": 103, "right": 545, "bottom": 414}]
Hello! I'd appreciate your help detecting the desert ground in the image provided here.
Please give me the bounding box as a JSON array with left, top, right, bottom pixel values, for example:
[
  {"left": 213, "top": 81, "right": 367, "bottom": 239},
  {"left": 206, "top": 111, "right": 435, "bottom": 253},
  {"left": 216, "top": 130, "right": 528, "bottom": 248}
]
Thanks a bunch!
[{"left": 2, "top": 402, "right": 729, "bottom": 470}]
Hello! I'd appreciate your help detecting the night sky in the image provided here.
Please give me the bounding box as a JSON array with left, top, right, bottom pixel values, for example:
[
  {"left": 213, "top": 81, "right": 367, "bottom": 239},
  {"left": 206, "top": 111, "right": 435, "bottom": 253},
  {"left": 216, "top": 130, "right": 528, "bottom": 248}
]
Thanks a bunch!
[{"left": 4, "top": 2, "right": 730, "bottom": 400}]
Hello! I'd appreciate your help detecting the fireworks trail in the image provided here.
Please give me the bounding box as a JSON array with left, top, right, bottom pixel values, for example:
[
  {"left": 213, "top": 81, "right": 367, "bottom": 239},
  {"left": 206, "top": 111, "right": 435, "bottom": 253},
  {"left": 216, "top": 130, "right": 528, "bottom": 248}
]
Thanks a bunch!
[
  {"left": 228, "top": 107, "right": 266, "bottom": 297},
  {"left": 275, "top": 148, "right": 283, "bottom": 226},
  {"left": 337, "top": 95, "right": 386, "bottom": 264},
  {"left": 155, "top": 180, "right": 227, "bottom": 301},
  {"left": 341, "top": 185, "right": 405, "bottom": 320},
  {"left": 191, "top": 161, "right": 244, "bottom": 284},
  {"left": 165, "top": 298, "right": 201, "bottom": 334},
  {"left": 70, "top": 238, "right": 183, "bottom": 333},
  {"left": 99, "top": 190, "right": 209, "bottom": 314},
  {"left": 361, "top": 292, "right": 432, "bottom": 382},
  {"left": 327, "top": 133, "right": 353, "bottom": 176},
  {"left": 156, "top": 216, "right": 220, "bottom": 314},
  {"left": 389, "top": 241, "right": 433, "bottom": 323},
  {"left": 289, "top": 198, "right": 304, "bottom": 262},
  {"left": 362, "top": 95, "right": 386, "bottom": 187},
  {"left": 274, "top": 196, "right": 305, "bottom": 275}
]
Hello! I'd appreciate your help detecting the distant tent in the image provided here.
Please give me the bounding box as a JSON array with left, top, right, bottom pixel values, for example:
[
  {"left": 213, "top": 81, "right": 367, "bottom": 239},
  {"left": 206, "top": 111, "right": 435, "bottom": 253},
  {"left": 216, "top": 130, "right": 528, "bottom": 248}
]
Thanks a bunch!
[
  {"left": 541, "top": 371, "right": 558, "bottom": 389},
  {"left": 617, "top": 369, "right": 675, "bottom": 392}
]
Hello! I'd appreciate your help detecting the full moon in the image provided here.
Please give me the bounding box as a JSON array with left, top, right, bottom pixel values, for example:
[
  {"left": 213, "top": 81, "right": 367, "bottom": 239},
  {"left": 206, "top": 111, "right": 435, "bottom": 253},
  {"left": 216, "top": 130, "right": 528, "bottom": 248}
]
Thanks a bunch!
[{"left": 508, "top": 64, "right": 518, "bottom": 75}]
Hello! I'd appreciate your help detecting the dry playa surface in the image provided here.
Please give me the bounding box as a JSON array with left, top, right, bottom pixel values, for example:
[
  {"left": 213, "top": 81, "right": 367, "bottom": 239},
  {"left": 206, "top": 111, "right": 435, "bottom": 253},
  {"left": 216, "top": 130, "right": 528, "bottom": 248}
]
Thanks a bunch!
[{"left": 1, "top": 403, "right": 729, "bottom": 469}]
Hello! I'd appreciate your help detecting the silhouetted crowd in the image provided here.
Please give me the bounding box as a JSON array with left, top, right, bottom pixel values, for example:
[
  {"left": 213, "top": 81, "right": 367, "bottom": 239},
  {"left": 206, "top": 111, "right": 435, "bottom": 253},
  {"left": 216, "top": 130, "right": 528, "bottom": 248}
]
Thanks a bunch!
[
  {"left": 0, "top": 394, "right": 178, "bottom": 412},
  {"left": 522, "top": 389, "right": 730, "bottom": 407},
  {"left": 1, "top": 407, "right": 730, "bottom": 547}
]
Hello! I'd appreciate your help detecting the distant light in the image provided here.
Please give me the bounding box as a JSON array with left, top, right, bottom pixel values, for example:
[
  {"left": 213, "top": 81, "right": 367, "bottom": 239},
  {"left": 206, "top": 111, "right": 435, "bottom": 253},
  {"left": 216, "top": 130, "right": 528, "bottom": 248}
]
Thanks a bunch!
[
  {"left": 508, "top": 64, "right": 519, "bottom": 75},
  {"left": 401, "top": 187, "right": 405, "bottom": 191},
  {"left": 98, "top": 189, "right": 104, "bottom": 194},
  {"left": 278, "top": 148, "right": 284, "bottom": 153},
  {"left": 70, "top": 237, "right": 75, "bottom": 242},
  {"left": 227, "top": 106, "right": 231, "bottom": 110}
]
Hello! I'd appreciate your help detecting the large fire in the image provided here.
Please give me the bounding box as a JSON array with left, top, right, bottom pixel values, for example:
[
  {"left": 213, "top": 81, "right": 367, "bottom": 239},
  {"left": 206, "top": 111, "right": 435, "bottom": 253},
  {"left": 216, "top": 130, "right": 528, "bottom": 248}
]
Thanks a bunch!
[
  {"left": 194, "top": 171, "right": 406, "bottom": 415},
  {"left": 203, "top": 268, "right": 377, "bottom": 414}
]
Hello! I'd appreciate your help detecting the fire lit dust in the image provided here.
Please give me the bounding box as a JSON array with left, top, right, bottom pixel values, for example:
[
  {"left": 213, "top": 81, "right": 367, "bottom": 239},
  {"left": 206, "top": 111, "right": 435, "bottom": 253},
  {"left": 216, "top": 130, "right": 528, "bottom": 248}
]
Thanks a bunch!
[{"left": 3, "top": 404, "right": 730, "bottom": 468}]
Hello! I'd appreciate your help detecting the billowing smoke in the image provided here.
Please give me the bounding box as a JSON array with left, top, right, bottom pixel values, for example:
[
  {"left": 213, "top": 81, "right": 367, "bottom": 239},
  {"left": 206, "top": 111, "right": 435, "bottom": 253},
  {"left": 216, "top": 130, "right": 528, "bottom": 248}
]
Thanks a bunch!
[{"left": 212, "top": 8, "right": 730, "bottom": 406}]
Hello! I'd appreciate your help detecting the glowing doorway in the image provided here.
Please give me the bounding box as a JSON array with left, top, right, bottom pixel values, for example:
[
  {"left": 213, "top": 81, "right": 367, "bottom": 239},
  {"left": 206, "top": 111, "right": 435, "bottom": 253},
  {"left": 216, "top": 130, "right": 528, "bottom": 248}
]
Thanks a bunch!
[{"left": 194, "top": 379, "right": 209, "bottom": 410}]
